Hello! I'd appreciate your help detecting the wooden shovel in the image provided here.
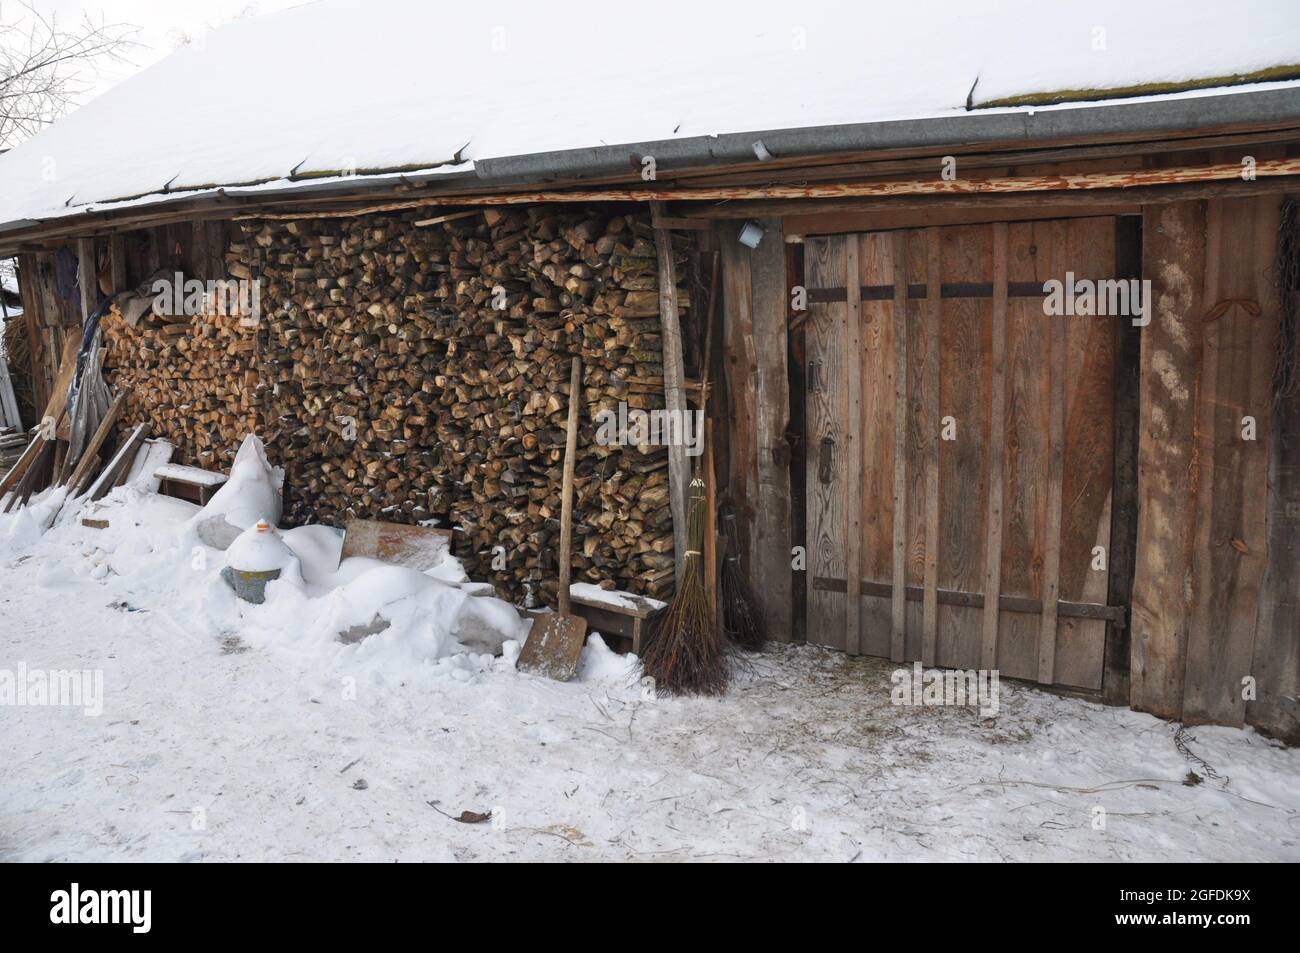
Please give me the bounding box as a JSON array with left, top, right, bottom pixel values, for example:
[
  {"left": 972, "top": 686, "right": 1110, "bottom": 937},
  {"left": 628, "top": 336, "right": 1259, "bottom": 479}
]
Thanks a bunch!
[{"left": 517, "top": 356, "right": 588, "bottom": 680}]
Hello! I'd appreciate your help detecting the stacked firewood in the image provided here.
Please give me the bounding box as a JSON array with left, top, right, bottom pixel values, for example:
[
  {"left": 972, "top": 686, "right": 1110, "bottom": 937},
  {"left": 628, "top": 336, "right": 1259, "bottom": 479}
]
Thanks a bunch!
[
  {"left": 102, "top": 302, "right": 262, "bottom": 471},
  {"left": 245, "top": 206, "right": 683, "bottom": 600}
]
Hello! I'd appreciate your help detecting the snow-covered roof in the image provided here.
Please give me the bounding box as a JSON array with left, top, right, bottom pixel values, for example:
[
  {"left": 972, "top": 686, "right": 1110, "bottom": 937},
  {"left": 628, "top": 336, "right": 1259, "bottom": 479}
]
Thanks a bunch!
[{"left": 0, "top": 0, "right": 1297, "bottom": 230}]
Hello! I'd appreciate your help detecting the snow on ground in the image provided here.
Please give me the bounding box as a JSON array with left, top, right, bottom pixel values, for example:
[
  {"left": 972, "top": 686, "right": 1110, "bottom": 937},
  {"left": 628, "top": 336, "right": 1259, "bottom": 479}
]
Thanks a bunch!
[{"left": 1, "top": 490, "right": 1298, "bottom": 862}]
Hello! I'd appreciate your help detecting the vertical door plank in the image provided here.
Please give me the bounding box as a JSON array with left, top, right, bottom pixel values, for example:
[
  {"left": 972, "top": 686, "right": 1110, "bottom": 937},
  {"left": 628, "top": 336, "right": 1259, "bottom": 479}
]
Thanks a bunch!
[
  {"left": 844, "top": 236, "right": 863, "bottom": 655},
  {"left": 904, "top": 230, "right": 930, "bottom": 661},
  {"left": 1037, "top": 222, "right": 1068, "bottom": 685},
  {"left": 889, "top": 232, "right": 909, "bottom": 662},
  {"left": 1055, "top": 217, "right": 1117, "bottom": 691},
  {"left": 921, "top": 228, "right": 942, "bottom": 666},
  {"left": 981, "top": 223, "right": 1009, "bottom": 671},
  {"left": 936, "top": 224, "right": 991, "bottom": 670},
  {"left": 859, "top": 233, "right": 896, "bottom": 659},
  {"left": 804, "top": 236, "right": 849, "bottom": 650}
]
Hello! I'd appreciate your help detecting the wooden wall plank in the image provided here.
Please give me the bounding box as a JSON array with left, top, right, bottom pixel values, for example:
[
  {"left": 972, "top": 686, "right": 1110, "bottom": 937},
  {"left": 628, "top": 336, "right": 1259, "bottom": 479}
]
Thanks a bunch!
[
  {"left": 981, "top": 223, "right": 1009, "bottom": 671},
  {"left": 749, "top": 217, "right": 794, "bottom": 642},
  {"left": 76, "top": 237, "right": 96, "bottom": 321},
  {"left": 889, "top": 232, "right": 909, "bottom": 663},
  {"left": 921, "top": 228, "right": 941, "bottom": 666},
  {"left": 1037, "top": 221, "right": 1068, "bottom": 685},
  {"left": 191, "top": 220, "right": 212, "bottom": 284},
  {"left": 16, "top": 254, "right": 48, "bottom": 416},
  {"left": 1250, "top": 271, "right": 1299, "bottom": 741},
  {"left": 843, "top": 235, "right": 863, "bottom": 654},
  {"left": 1130, "top": 201, "right": 1206, "bottom": 719},
  {"left": 805, "top": 235, "right": 849, "bottom": 650},
  {"left": 109, "top": 236, "right": 128, "bottom": 295},
  {"left": 1183, "top": 195, "right": 1279, "bottom": 727}
]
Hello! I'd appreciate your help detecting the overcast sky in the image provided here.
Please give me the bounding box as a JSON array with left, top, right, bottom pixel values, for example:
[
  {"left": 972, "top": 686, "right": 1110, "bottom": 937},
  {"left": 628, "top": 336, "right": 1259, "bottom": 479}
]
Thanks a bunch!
[{"left": 17, "top": 0, "right": 306, "bottom": 106}]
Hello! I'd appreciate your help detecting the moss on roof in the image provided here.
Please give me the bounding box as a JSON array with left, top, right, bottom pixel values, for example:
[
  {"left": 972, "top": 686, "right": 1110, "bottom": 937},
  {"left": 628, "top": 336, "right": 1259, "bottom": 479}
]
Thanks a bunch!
[{"left": 977, "top": 63, "right": 1300, "bottom": 109}]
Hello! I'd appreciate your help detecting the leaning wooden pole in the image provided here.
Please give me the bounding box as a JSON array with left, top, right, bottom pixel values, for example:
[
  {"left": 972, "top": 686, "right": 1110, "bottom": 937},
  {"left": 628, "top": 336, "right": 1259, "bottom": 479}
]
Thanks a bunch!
[
  {"left": 652, "top": 202, "right": 690, "bottom": 586},
  {"left": 558, "top": 356, "right": 581, "bottom": 616}
]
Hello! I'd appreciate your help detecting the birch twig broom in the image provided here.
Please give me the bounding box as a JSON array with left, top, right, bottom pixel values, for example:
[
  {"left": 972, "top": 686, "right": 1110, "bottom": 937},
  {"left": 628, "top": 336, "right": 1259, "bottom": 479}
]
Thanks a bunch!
[
  {"left": 720, "top": 504, "right": 765, "bottom": 651},
  {"left": 641, "top": 476, "right": 727, "bottom": 695}
]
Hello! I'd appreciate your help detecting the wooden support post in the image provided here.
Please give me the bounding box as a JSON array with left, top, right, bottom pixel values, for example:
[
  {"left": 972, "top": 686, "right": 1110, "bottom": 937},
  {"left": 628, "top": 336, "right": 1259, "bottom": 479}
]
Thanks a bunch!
[
  {"left": 1130, "top": 201, "right": 1206, "bottom": 719},
  {"left": 889, "top": 232, "right": 909, "bottom": 663},
  {"left": 980, "top": 222, "right": 1009, "bottom": 671},
  {"left": 652, "top": 204, "right": 690, "bottom": 586}
]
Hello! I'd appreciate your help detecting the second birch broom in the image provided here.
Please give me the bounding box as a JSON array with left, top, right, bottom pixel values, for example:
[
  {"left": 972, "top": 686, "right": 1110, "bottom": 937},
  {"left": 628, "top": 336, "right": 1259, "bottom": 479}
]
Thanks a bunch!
[{"left": 640, "top": 476, "right": 727, "bottom": 695}]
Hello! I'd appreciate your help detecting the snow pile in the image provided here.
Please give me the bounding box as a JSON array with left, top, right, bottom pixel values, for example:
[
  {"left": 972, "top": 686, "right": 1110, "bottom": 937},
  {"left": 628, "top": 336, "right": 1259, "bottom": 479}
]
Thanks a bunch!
[
  {"left": 0, "top": 486, "right": 68, "bottom": 555},
  {"left": 0, "top": 454, "right": 551, "bottom": 689},
  {"left": 189, "top": 435, "right": 283, "bottom": 549}
]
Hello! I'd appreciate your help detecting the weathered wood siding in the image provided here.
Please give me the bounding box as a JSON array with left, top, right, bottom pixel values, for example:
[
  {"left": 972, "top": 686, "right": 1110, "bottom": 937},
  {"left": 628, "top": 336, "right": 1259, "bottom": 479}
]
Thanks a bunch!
[
  {"left": 1129, "top": 195, "right": 1294, "bottom": 734},
  {"left": 721, "top": 219, "right": 794, "bottom": 642}
]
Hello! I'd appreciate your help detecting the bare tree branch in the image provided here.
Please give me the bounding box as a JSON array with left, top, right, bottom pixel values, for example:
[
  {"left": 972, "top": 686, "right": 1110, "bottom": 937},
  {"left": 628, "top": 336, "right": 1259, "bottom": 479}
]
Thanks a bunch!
[{"left": 0, "top": 0, "right": 138, "bottom": 147}]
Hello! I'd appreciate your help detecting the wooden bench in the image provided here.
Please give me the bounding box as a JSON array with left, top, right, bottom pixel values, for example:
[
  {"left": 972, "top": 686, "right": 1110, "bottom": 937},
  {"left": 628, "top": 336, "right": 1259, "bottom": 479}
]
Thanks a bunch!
[
  {"left": 154, "top": 463, "right": 227, "bottom": 506},
  {"left": 567, "top": 585, "right": 665, "bottom": 654}
]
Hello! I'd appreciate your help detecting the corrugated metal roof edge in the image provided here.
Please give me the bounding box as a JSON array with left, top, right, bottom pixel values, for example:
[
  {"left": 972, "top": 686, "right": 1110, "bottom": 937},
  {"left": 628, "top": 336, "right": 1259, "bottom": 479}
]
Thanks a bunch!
[
  {"left": 474, "top": 85, "right": 1300, "bottom": 185},
  {"left": 4, "top": 83, "right": 1300, "bottom": 241}
]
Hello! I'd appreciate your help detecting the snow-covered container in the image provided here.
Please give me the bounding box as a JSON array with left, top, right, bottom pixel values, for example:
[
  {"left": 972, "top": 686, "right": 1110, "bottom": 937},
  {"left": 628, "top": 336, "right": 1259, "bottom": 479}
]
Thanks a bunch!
[{"left": 222, "top": 519, "right": 294, "bottom": 604}]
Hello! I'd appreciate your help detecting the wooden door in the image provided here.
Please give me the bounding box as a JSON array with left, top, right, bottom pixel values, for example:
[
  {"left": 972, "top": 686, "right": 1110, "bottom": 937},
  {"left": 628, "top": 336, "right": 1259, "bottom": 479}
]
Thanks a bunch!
[{"left": 804, "top": 218, "right": 1124, "bottom": 690}]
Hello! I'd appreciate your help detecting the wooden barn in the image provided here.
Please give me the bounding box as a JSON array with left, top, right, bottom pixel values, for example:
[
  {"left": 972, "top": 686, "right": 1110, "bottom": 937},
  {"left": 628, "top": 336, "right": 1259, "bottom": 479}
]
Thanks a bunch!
[{"left": 0, "top": 3, "right": 1296, "bottom": 738}]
